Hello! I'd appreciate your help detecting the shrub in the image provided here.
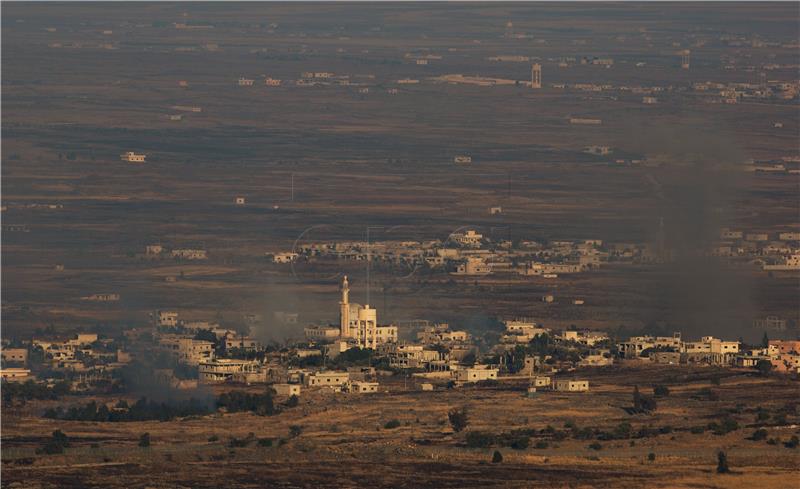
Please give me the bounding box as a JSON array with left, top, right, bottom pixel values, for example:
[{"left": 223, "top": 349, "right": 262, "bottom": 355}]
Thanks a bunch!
[
  {"left": 588, "top": 442, "right": 603, "bottom": 451},
  {"left": 491, "top": 450, "right": 503, "bottom": 463},
  {"left": 750, "top": 429, "right": 768, "bottom": 441},
  {"left": 285, "top": 395, "right": 299, "bottom": 408},
  {"left": 690, "top": 425, "right": 705, "bottom": 434},
  {"left": 712, "top": 418, "right": 739, "bottom": 436},
  {"left": 465, "top": 431, "right": 494, "bottom": 448},
  {"left": 647, "top": 452, "right": 656, "bottom": 462},
  {"left": 784, "top": 435, "right": 799, "bottom": 449},
  {"left": 384, "top": 419, "right": 401, "bottom": 430},
  {"left": 288, "top": 425, "right": 302, "bottom": 438},
  {"left": 208, "top": 434, "right": 219, "bottom": 442},
  {"left": 653, "top": 385, "right": 670, "bottom": 397},
  {"left": 716, "top": 451, "right": 729, "bottom": 473},
  {"left": 138, "top": 433, "right": 150, "bottom": 448},
  {"left": 448, "top": 407, "right": 468, "bottom": 433},
  {"left": 36, "top": 430, "right": 69, "bottom": 455},
  {"left": 534, "top": 440, "right": 549, "bottom": 449},
  {"left": 257, "top": 438, "right": 273, "bottom": 447}
]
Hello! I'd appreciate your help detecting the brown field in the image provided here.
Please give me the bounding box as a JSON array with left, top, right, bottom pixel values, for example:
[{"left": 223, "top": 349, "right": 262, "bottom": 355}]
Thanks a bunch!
[{"left": 3, "top": 366, "right": 798, "bottom": 488}]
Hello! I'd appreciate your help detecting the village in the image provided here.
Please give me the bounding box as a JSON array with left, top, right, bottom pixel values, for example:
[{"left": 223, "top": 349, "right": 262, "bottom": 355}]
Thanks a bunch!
[{"left": 3, "top": 274, "right": 798, "bottom": 403}]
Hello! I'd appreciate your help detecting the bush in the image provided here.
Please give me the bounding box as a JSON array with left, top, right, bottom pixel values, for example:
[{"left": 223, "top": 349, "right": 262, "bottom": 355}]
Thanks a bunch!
[
  {"left": 36, "top": 430, "right": 69, "bottom": 455},
  {"left": 647, "top": 452, "right": 656, "bottom": 462},
  {"left": 465, "top": 431, "right": 495, "bottom": 448},
  {"left": 285, "top": 395, "right": 299, "bottom": 408},
  {"left": 288, "top": 425, "right": 302, "bottom": 438},
  {"left": 588, "top": 442, "right": 603, "bottom": 450},
  {"left": 534, "top": 440, "right": 549, "bottom": 449},
  {"left": 448, "top": 407, "right": 468, "bottom": 433},
  {"left": 690, "top": 425, "right": 705, "bottom": 434},
  {"left": 491, "top": 450, "right": 503, "bottom": 463},
  {"left": 784, "top": 435, "right": 799, "bottom": 449},
  {"left": 138, "top": 432, "right": 150, "bottom": 447},
  {"left": 384, "top": 419, "right": 401, "bottom": 430},
  {"left": 712, "top": 418, "right": 739, "bottom": 436},
  {"left": 653, "top": 385, "right": 670, "bottom": 397},
  {"left": 750, "top": 429, "right": 768, "bottom": 441},
  {"left": 208, "top": 434, "right": 219, "bottom": 442},
  {"left": 716, "top": 451, "right": 729, "bottom": 473},
  {"left": 257, "top": 438, "right": 274, "bottom": 447}
]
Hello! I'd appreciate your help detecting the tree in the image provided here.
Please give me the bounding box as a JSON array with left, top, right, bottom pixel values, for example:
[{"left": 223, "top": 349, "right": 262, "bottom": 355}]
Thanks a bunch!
[
  {"left": 756, "top": 360, "right": 773, "bottom": 376},
  {"left": 761, "top": 332, "right": 769, "bottom": 348},
  {"left": 716, "top": 451, "right": 729, "bottom": 473},
  {"left": 653, "top": 385, "right": 670, "bottom": 397},
  {"left": 448, "top": 407, "right": 468, "bottom": 433},
  {"left": 383, "top": 419, "right": 401, "bottom": 429},
  {"left": 491, "top": 450, "right": 503, "bottom": 463},
  {"left": 648, "top": 452, "right": 656, "bottom": 462},
  {"left": 138, "top": 432, "right": 151, "bottom": 447},
  {"left": 289, "top": 425, "right": 302, "bottom": 438}
]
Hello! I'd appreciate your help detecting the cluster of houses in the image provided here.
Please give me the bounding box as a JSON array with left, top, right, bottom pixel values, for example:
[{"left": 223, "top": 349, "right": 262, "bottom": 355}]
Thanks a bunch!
[
  {"left": 281, "top": 230, "right": 610, "bottom": 279},
  {"left": 145, "top": 244, "right": 208, "bottom": 260},
  {"left": 712, "top": 229, "right": 800, "bottom": 270},
  {"left": 3, "top": 275, "right": 797, "bottom": 399}
]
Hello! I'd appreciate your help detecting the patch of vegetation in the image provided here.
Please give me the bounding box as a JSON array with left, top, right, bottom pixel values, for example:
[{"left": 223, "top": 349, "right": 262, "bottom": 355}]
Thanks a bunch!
[
  {"left": 383, "top": 419, "right": 401, "bottom": 429},
  {"left": 448, "top": 407, "right": 468, "bottom": 432}
]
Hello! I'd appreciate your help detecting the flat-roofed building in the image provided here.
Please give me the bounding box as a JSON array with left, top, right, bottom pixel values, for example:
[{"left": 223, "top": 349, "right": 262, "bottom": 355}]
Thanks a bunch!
[
  {"left": 273, "top": 383, "right": 301, "bottom": 397},
  {"left": 553, "top": 379, "right": 589, "bottom": 392},
  {"left": 454, "top": 365, "right": 498, "bottom": 383},
  {"left": 1, "top": 348, "right": 28, "bottom": 365},
  {"left": 0, "top": 368, "right": 33, "bottom": 382},
  {"left": 305, "top": 371, "right": 350, "bottom": 387}
]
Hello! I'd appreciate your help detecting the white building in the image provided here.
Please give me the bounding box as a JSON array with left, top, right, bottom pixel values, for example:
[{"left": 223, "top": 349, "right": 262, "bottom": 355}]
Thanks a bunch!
[
  {"left": 171, "top": 249, "right": 208, "bottom": 260},
  {"left": 157, "top": 310, "right": 178, "bottom": 327},
  {"left": 273, "top": 252, "right": 299, "bottom": 264},
  {"left": 348, "top": 381, "right": 379, "bottom": 393},
  {"left": 305, "top": 371, "right": 350, "bottom": 388},
  {"left": 120, "top": 152, "right": 146, "bottom": 163},
  {"left": 338, "top": 276, "right": 396, "bottom": 348},
  {"left": 553, "top": 379, "right": 589, "bottom": 392},
  {"left": 454, "top": 365, "right": 498, "bottom": 383},
  {"left": 199, "top": 359, "right": 262, "bottom": 384},
  {"left": 453, "top": 155, "right": 472, "bottom": 164},
  {"left": 454, "top": 257, "right": 491, "bottom": 275},
  {"left": 449, "top": 230, "right": 483, "bottom": 246}
]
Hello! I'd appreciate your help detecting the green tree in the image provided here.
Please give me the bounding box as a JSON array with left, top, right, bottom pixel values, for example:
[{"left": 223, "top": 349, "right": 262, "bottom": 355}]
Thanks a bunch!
[
  {"left": 138, "top": 432, "right": 151, "bottom": 447},
  {"left": 756, "top": 360, "right": 773, "bottom": 376}
]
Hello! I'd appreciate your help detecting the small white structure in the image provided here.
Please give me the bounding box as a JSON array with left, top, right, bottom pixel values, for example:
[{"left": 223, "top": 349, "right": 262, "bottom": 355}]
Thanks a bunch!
[
  {"left": 532, "top": 376, "right": 551, "bottom": 388},
  {"left": 454, "top": 155, "right": 472, "bottom": 164},
  {"left": 157, "top": 310, "right": 179, "bottom": 327},
  {"left": 420, "top": 383, "right": 434, "bottom": 391},
  {"left": 120, "top": 151, "right": 146, "bottom": 163},
  {"left": 264, "top": 78, "right": 282, "bottom": 86},
  {"left": 642, "top": 96, "right": 658, "bottom": 104},
  {"left": 238, "top": 77, "right": 255, "bottom": 86},
  {"left": 489, "top": 206, "right": 502, "bottom": 215},
  {"left": 235, "top": 197, "right": 246, "bottom": 205},
  {"left": 273, "top": 252, "right": 299, "bottom": 264},
  {"left": 553, "top": 379, "right": 589, "bottom": 392}
]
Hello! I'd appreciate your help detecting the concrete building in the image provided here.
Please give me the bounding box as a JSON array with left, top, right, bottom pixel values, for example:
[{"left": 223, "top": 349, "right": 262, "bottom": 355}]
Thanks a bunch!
[
  {"left": 273, "top": 252, "right": 299, "bottom": 264},
  {"left": 532, "top": 376, "right": 551, "bottom": 388},
  {"left": 238, "top": 77, "right": 255, "bottom": 86},
  {"left": 235, "top": 197, "right": 246, "bottom": 205},
  {"left": 120, "top": 152, "right": 146, "bottom": 163},
  {"left": 199, "top": 359, "right": 262, "bottom": 384},
  {"left": 171, "top": 249, "right": 207, "bottom": 260},
  {"left": 157, "top": 311, "right": 179, "bottom": 327},
  {"left": 553, "top": 379, "right": 589, "bottom": 392},
  {"left": 561, "top": 330, "right": 608, "bottom": 346},
  {"left": 338, "top": 276, "right": 396, "bottom": 348},
  {"left": 273, "top": 383, "right": 301, "bottom": 397},
  {"left": 304, "top": 326, "right": 341, "bottom": 342},
  {"left": 454, "top": 257, "right": 491, "bottom": 275},
  {"left": 449, "top": 229, "right": 483, "bottom": 246},
  {"left": 617, "top": 333, "right": 682, "bottom": 358},
  {"left": 305, "top": 371, "right": 350, "bottom": 388},
  {"left": 454, "top": 155, "right": 472, "bottom": 164},
  {"left": 531, "top": 63, "right": 542, "bottom": 89},
  {"left": 348, "top": 381, "right": 379, "bottom": 393},
  {"left": 146, "top": 244, "right": 163, "bottom": 255},
  {"left": 0, "top": 368, "right": 33, "bottom": 382},
  {"left": 264, "top": 78, "right": 282, "bottom": 86},
  {"left": 454, "top": 365, "right": 498, "bottom": 383},
  {"left": 1, "top": 348, "right": 28, "bottom": 365}
]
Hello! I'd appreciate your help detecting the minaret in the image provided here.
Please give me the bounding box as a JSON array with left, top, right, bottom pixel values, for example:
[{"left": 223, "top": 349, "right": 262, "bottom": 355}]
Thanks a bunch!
[
  {"left": 339, "top": 275, "right": 350, "bottom": 338},
  {"left": 531, "top": 63, "right": 542, "bottom": 89}
]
